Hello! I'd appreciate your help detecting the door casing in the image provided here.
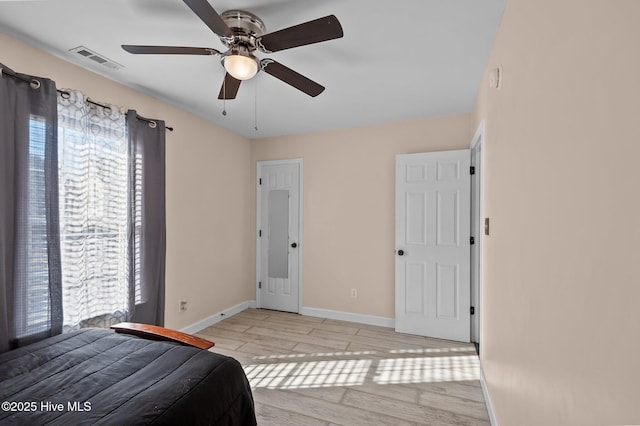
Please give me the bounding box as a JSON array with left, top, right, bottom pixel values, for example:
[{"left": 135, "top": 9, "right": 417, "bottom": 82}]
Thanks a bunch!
[{"left": 470, "top": 121, "right": 484, "bottom": 345}]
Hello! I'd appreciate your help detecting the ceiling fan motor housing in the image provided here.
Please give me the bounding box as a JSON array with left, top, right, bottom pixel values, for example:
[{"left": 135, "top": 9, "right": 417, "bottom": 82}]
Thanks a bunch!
[{"left": 220, "top": 10, "right": 266, "bottom": 51}]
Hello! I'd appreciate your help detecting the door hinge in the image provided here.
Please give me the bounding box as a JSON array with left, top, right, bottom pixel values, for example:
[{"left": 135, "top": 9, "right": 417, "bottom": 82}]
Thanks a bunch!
[
  {"left": 258, "top": 281, "right": 262, "bottom": 289},
  {"left": 470, "top": 166, "right": 476, "bottom": 175},
  {"left": 259, "top": 229, "right": 262, "bottom": 237},
  {"left": 259, "top": 178, "right": 262, "bottom": 185},
  {"left": 470, "top": 306, "right": 475, "bottom": 315},
  {"left": 470, "top": 236, "right": 475, "bottom": 245}
]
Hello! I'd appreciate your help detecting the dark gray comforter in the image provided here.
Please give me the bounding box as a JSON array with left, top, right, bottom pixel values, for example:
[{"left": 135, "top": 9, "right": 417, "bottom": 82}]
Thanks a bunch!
[{"left": 0, "top": 328, "right": 256, "bottom": 425}]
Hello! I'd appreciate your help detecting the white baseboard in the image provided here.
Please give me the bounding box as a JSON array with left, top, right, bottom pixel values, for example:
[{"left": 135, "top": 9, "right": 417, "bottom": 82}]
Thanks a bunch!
[
  {"left": 180, "top": 300, "right": 256, "bottom": 334},
  {"left": 480, "top": 365, "right": 498, "bottom": 426},
  {"left": 180, "top": 301, "right": 393, "bottom": 334},
  {"left": 300, "top": 306, "right": 395, "bottom": 328}
]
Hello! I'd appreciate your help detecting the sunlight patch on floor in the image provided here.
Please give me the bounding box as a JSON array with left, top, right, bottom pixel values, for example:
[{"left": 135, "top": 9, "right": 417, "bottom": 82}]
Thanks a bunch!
[
  {"left": 245, "top": 359, "right": 372, "bottom": 389},
  {"left": 252, "top": 350, "right": 376, "bottom": 361},
  {"left": 389, "top": 347, "right": 476, "bottom": 354},
  {"left": 243, "top": 351, "right": 480, "bottom": 389},
  {"left": 374, "top": 355, "right": 480, "bottom": 384}
]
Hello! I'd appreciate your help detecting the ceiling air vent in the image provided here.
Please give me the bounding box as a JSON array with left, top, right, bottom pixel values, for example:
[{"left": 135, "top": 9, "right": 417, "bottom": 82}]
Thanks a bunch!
[{"left": 69, "top": 46, "right": 124, "bottom": 70}]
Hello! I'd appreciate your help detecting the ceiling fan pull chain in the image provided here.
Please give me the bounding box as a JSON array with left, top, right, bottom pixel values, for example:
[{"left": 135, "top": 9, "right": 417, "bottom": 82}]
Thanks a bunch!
[
  {"left": 254, "top": 78, "right": 258, "bottom": 131},
  {"left": 222, "top": 76, "right": 227, "bottom": 116}
]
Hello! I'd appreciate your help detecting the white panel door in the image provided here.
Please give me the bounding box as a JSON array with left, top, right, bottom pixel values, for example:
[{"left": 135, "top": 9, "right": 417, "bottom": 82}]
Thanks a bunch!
[
  {"left": 395, "top": 150, "right": 471, "bottom": 342},
  {"left": 258, "top": 162, "right": 300, "bottom": 313}
]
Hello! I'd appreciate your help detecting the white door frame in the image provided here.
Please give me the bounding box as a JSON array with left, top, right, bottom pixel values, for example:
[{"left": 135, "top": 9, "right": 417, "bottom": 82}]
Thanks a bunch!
[
  {"left": 470, "top": 121, "right": 484, "bottom": 344},
  {"left": 256, "top": 158, "right": 304, "bottom": 311}
]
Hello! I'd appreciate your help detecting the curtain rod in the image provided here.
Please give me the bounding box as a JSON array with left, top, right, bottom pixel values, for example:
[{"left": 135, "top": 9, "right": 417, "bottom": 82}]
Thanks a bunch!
[{"left": 1, "top": 66, "right": 174, "bottom": 132}]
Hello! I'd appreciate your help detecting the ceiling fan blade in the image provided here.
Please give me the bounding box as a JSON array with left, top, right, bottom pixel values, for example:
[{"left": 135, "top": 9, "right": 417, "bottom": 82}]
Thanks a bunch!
[
  {"left": 257, "top": 15, "right": 343, "bottom": 53},
  {"left": 218, "top": 73, "right": 242, "bottom": 99},
  {"left": 122, "top": 45, "right": 220, "bottom": 55},
  {"left": 183, "top": 0, "right": 233, "bottom": 38},
  {"left": 261, "top": 59, "right": 325, "bottom": 97}
]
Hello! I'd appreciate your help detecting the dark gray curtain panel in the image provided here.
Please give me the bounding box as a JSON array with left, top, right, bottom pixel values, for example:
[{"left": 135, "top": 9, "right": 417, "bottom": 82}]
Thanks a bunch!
[
  {"left": 0, "top": 64, "right": 62, "bottom": 352},
  {"left": 126, "top": 111, "right": 166, "bottom": 326}
]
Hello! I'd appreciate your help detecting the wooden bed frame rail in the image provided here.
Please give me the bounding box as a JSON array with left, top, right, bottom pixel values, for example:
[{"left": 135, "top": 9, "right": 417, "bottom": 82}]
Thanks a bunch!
[{"left": 111, "top": 322, "right": 214, "bottom": 350}]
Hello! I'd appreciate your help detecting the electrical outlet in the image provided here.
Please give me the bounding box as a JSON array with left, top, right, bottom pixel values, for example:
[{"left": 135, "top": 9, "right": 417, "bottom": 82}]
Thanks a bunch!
[
  {"left": 350, "top": 288, "right": 357, "bottom": 298},
  {"left": 178, "top": 299, "right": 187, "bottom": 312}
]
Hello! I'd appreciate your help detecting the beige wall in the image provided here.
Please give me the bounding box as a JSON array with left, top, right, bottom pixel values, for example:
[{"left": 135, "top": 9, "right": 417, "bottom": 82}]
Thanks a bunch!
[
  {"left": 474, "top": 0, "right": 640, "bottom": 424},
  {"left": 251, "top": 115, "right": 472, "bottom": 318},
  {"left": 1, "top": 33, "right": 253, "bottom": 330},
  {"left": 2, "top": 31, "right": 472, "bottom": 329}
]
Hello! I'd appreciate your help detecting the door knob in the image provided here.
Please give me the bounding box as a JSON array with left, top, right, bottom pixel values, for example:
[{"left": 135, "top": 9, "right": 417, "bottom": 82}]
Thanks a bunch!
[
  {"left": 291, "top": 242, "right": 297, "bottom": 248},
  {"left": 397, "top": 249, "right": 404, "bottom": 256}
]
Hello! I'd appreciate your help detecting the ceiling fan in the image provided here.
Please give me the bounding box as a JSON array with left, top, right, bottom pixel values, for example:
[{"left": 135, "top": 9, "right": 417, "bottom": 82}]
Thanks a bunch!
[{"left": 122, "top": 0, "right": 344, "bottom": 100}]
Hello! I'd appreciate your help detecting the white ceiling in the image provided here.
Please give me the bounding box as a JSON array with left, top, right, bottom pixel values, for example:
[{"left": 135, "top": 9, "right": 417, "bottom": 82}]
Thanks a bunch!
[{"left": 0, "top": 0, "right": 506, "bottom": 139}]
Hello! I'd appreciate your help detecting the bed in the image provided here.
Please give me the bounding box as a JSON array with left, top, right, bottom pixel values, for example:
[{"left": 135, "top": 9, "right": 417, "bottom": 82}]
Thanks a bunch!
[{"left": 0, "top": 324, "right": 257, "bottom": 425}]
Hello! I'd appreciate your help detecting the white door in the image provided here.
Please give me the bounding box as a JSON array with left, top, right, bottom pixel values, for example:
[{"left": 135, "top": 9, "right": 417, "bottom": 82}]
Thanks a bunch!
[
  {"left": 258, "top": 160, "right": 301, "bottom": 313},
  {"left": 395, "top": 150, "right": 471, "bottom": 342}
]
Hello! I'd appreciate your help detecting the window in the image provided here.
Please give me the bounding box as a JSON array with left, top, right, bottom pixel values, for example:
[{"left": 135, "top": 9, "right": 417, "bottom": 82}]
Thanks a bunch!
[
  {"left": 18, "top": 116, "right": 52, "bottom": 338},
  {"left": 3, "top": 77, "right": 164, "bottom": 350}
]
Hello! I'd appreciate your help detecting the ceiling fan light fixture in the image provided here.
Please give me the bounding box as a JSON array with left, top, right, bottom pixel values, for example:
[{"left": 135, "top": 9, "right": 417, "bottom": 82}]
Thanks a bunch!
[{"left": 223, "top": 50, "right": 259, "bottom": 80}]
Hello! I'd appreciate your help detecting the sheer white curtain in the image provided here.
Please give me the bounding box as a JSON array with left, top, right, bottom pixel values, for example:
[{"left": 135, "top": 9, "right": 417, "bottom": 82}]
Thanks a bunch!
[{"left": 57, "top": 90, "right": 134, "bottom": 331}]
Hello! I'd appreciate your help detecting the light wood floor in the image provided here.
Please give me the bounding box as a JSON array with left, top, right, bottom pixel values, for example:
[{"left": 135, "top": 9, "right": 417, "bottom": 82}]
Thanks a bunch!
[{"left": 196, "top": 309, "right": 489, "bottom": 426}]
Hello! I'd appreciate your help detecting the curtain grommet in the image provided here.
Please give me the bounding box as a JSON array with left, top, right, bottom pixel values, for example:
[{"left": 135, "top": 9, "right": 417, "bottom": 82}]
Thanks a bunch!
[
  {"left": 148, "top": 120, "right": 157, "bottom": 129},
  {"left": 30, "top": 79, "right": 41, "bottom": 90}
]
